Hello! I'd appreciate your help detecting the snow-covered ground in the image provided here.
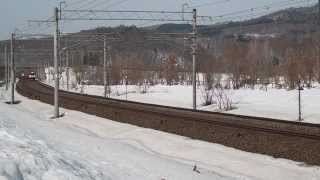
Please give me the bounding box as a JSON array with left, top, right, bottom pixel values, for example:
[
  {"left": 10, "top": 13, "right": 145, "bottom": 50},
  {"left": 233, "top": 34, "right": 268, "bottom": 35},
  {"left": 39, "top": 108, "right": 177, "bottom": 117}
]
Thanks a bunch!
[
  {"left": 0, "top": 86, "right": 319, "bottom": 179},
  {"left": 45, "top": 68, "right": 320, "bottom": 123},
  {"left": 49, "top": 79, "right": 320, "bottom": 124}
]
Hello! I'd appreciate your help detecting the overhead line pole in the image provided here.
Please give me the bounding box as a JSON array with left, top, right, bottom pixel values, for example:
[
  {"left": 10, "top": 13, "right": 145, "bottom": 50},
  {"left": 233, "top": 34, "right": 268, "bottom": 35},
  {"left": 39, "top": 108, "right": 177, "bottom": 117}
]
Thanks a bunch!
[
  {"left": 298, "top": 80, "right": 302, "bottom": 121},
  {"left": 10, "top": 33, "right": 15, "bottom": 104},
  {"left": 192, "top": 9, "right": 197, "bottom": 110},
  {"left": 108, "top": 45, "right": 112, "bottom": 98},
  {"left": 103, "top": 36, "right": 107, "bottom": 98},
  {"left": 54, "top": 7, "right": 60, "bottom": 118},
  {"left": 316, "top": 0, "right": 320, "bottom": 91},
  {"left": 4, "top": 45, "right": 8, "bottom": 90},
  {"left": 7, "top": 47, "right": 10, "bottom": 90},
  {"left": 59, "top": 1, "right": 66, "bottom": 20},
  {"left": 66, "top": 49, "right": 70, "bottom": 90},
  {"left": 318, "top": 0, "right": 320, "bottom": 25}
]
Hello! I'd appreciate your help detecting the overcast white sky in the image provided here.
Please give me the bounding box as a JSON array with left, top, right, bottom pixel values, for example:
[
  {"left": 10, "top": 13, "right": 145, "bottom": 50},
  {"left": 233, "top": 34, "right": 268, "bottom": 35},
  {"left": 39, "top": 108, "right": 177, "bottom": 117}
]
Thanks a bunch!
[{"left": 0, "top": 0, "right": 317, "bottom": 40}]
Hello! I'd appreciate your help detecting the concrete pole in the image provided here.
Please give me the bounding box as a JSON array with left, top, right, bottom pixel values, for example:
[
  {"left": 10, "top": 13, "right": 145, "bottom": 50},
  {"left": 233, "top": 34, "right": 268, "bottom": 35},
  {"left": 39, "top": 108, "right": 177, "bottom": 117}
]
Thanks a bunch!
[
  {"left": 103, "top": 36, "right": 107, "bottom": 98},
  {"left": 54, "top": 7, "right": 60, "bottom": 118},
  {"left": 192, "top": 9, "right": 197, "bottom": 110},
  {"left": 108, "top": 45, "right": 112, "bottom": 98},
  {"left": 318, "top": 0, "right": 320, "bottom": 83},
  {"left": 10, "top": 33, "right": 15, "bottom": 104},
  {"left": 125, "top": 64, "right": 128, "bottom": 101},
  {"left": 298, "top": 80, "right": 302, "bottom": 121},
  {"left": 318, "top": 0, "right": 320, "bottom": 25},
  {"left": 66, "top": 50, "right": 69, "bottom": 90},
  {"left": 4, "top": 45, "right": 8, "bottom": 90},
  {"left": 7, "top": 48, "right": 10, "bottom": 90}
]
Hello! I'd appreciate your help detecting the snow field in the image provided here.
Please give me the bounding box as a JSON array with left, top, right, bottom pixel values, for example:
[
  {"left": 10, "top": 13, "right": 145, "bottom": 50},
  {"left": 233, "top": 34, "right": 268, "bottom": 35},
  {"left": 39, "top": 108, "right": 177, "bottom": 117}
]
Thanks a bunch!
[
  {"left": 48, "top": 79, "right": 320, "bottom": 124},
  {"left": 0, "top": 86, "right": 319, "bottom": 179},
  {"left": 45, "top": 68, "right": 320, "bottom": 123}
]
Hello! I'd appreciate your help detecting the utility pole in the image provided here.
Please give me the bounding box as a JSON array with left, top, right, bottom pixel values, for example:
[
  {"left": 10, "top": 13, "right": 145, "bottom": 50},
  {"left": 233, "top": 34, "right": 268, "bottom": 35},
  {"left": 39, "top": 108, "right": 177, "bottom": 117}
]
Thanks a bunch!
[
  {"left": 66, "top": 49, "right": 69, "bottom": 90},
  {"left": 10, "top": 33, "right": 15, "bottom": 104},
  {"left": 59, "top": 1, "right": 66, "bottom": 20},
  {"left": 103, "top": 36, "right": 107, "bottom": 98},
  {"left": 125, "top": 71, "right": 128, "bottom": 101},
  {"left": 4, "top": 45, "right": 8, "bottom": 90},
  {"left": 7, "top": 48, "right": 10, "bottom": 90},
  {"left": 318, "top": 0, "right": 320, "bottom": 84},
  {"left": 318, "top": 0, "right": 320, "bottom": 25},
  {"left": 54, "top": 7, "right": 60, "bottom": 118},
  {"left": 298, "top": 80, "right": 302, "bottom": 121},
  {"left": 108, "top": 45, "right": 112, "bottom": 98},
  {"left": 192, "top": 9, "right": 197, "bottom": 110}
]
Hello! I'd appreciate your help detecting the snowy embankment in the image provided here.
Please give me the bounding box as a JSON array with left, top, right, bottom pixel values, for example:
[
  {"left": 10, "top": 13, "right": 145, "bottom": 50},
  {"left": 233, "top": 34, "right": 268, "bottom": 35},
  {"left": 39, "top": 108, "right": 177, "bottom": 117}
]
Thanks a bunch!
[
  {"left": 45, "top": 68, "right": 320, "bottom": 123},
  {"left": 47, "top": 77, "right": 320, "bottom": 124},
  {"left": 0, "top": 86, "right": 319, "bottom": 179}
]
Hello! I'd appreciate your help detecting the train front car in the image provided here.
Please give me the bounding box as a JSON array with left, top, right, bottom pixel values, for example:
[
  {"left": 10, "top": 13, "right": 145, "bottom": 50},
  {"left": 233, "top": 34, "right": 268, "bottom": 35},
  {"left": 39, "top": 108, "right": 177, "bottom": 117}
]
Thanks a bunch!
[{"left": 28, "top": 72, "right": 36, "bottom": 80}]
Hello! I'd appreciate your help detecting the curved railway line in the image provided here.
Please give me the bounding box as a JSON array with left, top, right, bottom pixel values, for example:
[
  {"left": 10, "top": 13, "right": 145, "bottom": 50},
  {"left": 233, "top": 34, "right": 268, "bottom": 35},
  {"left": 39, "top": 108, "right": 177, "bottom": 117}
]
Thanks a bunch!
[{"left": 17, "top": 80, "right": 320, "bottom": 165}]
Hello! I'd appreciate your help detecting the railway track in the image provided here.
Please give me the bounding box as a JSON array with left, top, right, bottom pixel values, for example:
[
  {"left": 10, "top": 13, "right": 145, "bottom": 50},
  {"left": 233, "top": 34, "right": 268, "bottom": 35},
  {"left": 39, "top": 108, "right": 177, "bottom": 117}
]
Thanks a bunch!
[{"left": 17, "top": 80, "right": 320, "bottom": 165}]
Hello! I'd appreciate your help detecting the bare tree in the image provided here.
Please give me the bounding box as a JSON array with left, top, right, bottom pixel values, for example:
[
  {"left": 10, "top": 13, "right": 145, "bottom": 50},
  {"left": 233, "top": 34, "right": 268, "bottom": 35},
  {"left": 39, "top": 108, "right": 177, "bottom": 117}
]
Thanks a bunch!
[{"left": 213, "top": 86, "right": 235, "bottom": 111}]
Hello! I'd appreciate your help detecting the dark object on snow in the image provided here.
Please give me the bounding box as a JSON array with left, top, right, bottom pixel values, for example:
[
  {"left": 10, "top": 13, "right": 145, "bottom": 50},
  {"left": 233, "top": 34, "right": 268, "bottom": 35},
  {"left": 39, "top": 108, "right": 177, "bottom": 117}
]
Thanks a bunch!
[{"left": 193, "top": 164, "right": 200, "bottom": 174}]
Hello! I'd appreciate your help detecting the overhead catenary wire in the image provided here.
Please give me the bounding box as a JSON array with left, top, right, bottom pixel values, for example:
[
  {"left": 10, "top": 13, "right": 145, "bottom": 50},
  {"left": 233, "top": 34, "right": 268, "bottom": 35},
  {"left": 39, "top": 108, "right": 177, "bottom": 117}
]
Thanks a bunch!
[
  {"left": 15, "top": 0, "right": 104, "bottom": 35},
  {"left": 16, "top": 15, "right": 55, "bottom": 36},
  {"left": 65, "top": 0, "right": 98, "bottom": 9},
  {"left": 62, "top": 0, "right": 125, "bottom": 19},
  {"left": 73, "top": 0, "right": 100, "bottom": 10},
  {"left": 223, "top": 0, "right": 314, "bottom": 17},
  {"left": 212, "top": 0, "right": 316, "bottom": 20},
  {"left": 65, "top": 0, "right": 89, "bottom": 7},
  {"left": 59, "top": 9, "right": 194, "bottom": 25},
  {"left": 188, "top": 0, "right": 232, "bottom": 8},
  {"left": 97, "top": 0, "right": 130, "bottom": 10},
  {"left": 59, "top": 0, "right": 130, "bottom": 33},
  {"left": 14, "top": 0, "right": 317, "bottom": 36},
  {"left": 197, "top": 0, "right": 317, "bottom": 26}
]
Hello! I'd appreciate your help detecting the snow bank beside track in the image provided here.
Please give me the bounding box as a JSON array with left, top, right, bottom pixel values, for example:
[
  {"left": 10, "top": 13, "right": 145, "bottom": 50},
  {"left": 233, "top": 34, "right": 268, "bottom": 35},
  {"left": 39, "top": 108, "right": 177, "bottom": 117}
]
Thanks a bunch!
[{"left": 0, "top": 86, "right": 319, "bottom": 180}]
